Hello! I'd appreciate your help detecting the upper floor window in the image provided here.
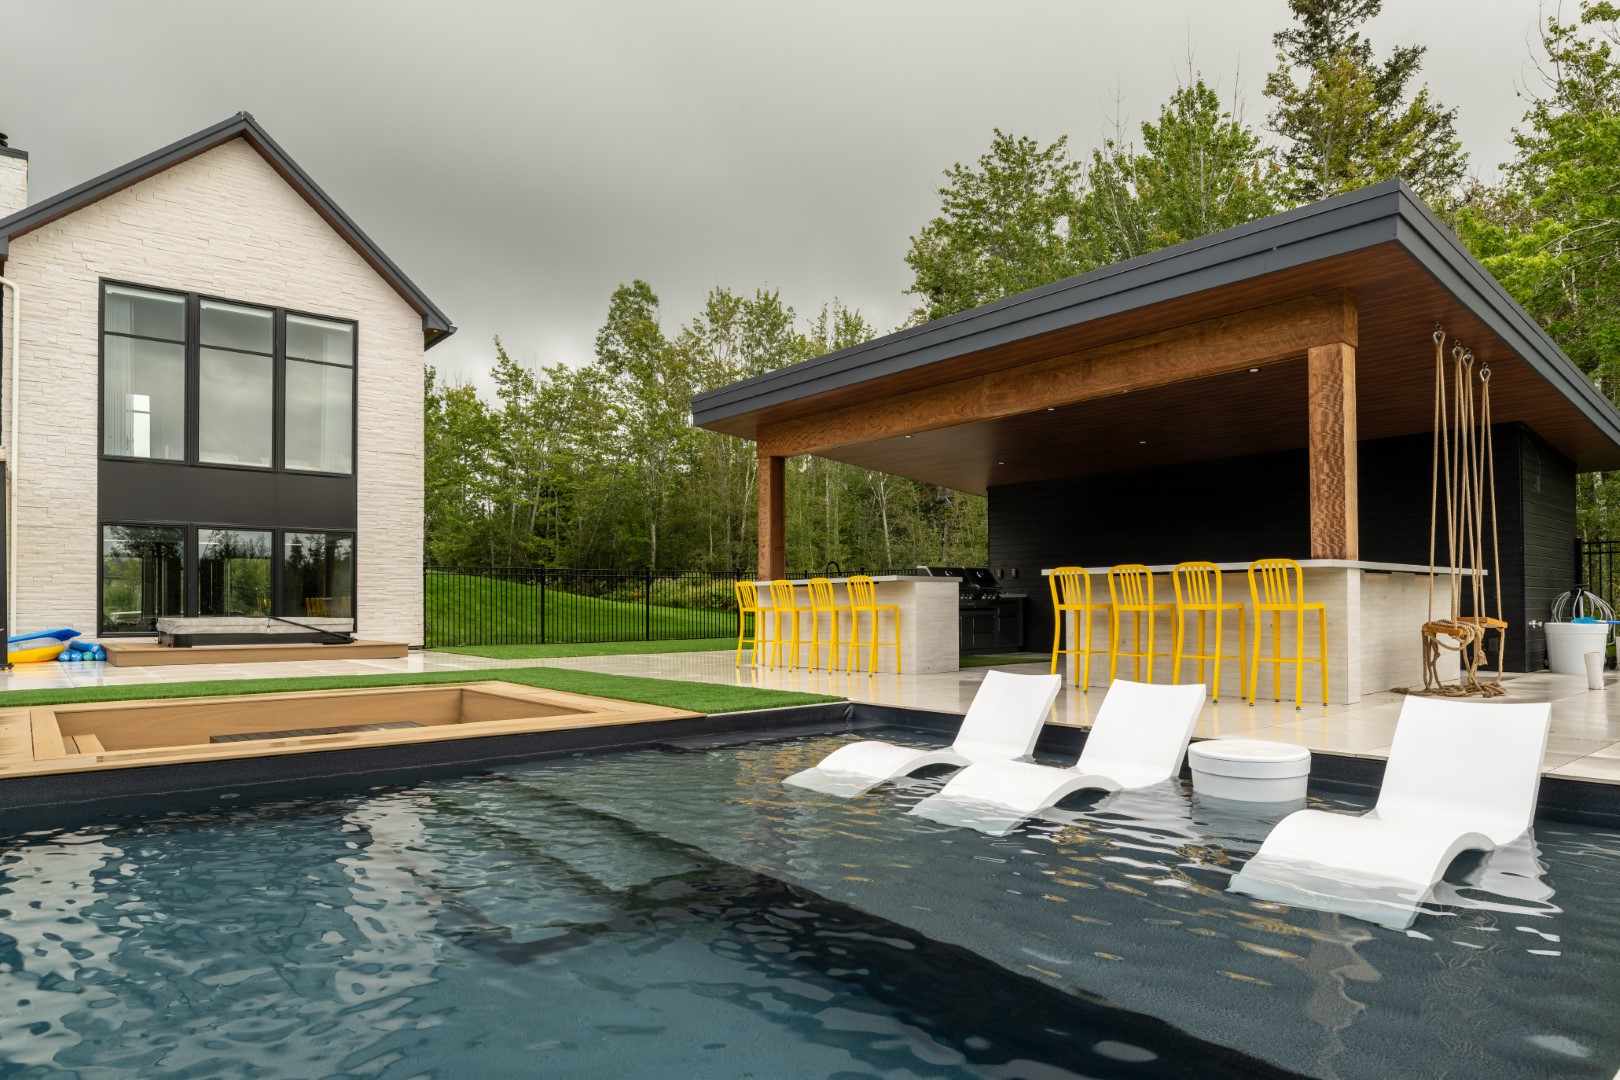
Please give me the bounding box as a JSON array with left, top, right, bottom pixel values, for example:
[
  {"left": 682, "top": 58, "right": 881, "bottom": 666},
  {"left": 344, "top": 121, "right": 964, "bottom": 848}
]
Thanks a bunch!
[{"left": 100, "top": 282, "right": 356, "bottom": 475}]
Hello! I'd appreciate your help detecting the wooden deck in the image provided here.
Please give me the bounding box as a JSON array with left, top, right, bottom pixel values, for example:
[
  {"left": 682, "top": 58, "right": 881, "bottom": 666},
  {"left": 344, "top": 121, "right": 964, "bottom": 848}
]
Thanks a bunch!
[
  {"left": 0, "top": 681, "right": 701, "bottom": 780},
  {"left": 103, "top": 639, "right": 409, "bottom": 666}
]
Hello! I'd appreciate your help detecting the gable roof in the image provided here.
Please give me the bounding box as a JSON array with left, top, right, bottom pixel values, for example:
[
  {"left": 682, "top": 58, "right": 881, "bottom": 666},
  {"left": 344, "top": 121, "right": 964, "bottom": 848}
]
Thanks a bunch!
[{"left": 0, "top": 112, "right": 455, "bottom": 349}]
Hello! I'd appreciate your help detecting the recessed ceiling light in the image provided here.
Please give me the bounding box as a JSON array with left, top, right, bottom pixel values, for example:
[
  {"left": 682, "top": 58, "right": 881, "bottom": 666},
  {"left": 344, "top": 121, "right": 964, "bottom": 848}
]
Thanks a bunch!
[
  {"left": 904, "top": 434, "right": 912, "bottom": 439},
  {"left": 1046, "top": 407, "right": 1056, "bottom": 412},
  {"left": 1248, "top": 367, "right": 1260, "bottom": 373},
  {"left": 1139, "top": 440, "right": 1147, "bottom": 445},
  {"left": 997, "top": 461, "right": 1006, "bottom": 465}
]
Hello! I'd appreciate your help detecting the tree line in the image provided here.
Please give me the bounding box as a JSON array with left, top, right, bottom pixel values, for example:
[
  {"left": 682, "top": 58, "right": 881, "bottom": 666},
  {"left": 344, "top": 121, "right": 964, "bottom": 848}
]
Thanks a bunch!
[{"left": 427, "top": 0, "right": 1620, "bottom": 571}]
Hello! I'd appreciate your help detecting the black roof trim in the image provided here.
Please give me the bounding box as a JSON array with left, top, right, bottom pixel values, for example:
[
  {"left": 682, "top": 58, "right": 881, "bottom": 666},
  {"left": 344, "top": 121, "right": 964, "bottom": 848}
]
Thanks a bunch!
[
  {"left": 691, "top": 179, "right": 1620, "bottom": 453},
  {"left": 0, "top": 146, "right": 27, "bottom": 161},
  {"left": 0, "top": 112, "right": 455, "bottom": 349}
]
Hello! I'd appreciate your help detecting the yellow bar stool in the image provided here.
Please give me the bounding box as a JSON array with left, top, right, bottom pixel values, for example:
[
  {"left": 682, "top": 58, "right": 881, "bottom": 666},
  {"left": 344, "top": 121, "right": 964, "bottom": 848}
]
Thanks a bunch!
[
  {"left": 734, "top": 580, "right": 763, "bottom": 667},
  {"left": 846, "top": 575, "right": 902, "bottom": 674},
  {"left": 805, "top": 577, "right": 852, "bottom": 671},
  {"left": 1170, "top": 561, "right": 1248, "bottom": 702},
  {"left": 1108, "top": 564, "right": 1175, "bottom": 683},
  {"left": 768, "top": 579, "right": 811, "bottom": 668},
  {"left": 1048, "top": 566, "right": 1112, "bottom": 690},
  {"left": 1247, "top": 558, "right": 1328, "bottom": 710}
]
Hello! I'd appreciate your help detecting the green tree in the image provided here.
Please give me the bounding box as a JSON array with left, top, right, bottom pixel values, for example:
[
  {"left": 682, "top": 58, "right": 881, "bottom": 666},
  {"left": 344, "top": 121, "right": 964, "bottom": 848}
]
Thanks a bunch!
[
  {"left": 1086, "top": 77, "right": 1281, "bottom": 263},
  {"left": 904, "top": 130, "right": 1093, "bottom": 322},
  {"left": 1265, "top": 0, "right": 1466, "bottom": 205},
  {"left": 1457, "top": 2, "right": 1620, "bottom": 537}
]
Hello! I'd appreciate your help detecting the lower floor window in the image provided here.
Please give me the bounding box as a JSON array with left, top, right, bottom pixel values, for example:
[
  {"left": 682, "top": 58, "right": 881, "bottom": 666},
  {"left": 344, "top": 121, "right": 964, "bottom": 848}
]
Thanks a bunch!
[
  {"left": 101, "top": 525, "right": 185, "bottom": 633},
  {"left": 282, "top": 532, "right": 354, "bottom": 618},
  {"left": 198, "top": 529, "right": 273, "bottom": 617},
  {"left": 100, "top": 524, "right": 354, "bottom": 634}
]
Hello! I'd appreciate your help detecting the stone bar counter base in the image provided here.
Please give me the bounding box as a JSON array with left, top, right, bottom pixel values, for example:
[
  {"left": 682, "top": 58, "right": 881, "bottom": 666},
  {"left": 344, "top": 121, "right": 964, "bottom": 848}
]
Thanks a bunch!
[
  {"left": 1043, "top": 562, "right": 1470, "bottom": 706},
  {"left": 750, "top": 576, "right": 961, "bottom": 675}
]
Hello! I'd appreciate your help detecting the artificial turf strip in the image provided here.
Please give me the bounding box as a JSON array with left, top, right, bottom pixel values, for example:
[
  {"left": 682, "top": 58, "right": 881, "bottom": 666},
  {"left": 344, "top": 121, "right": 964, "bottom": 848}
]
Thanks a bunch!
[
  {"left": 0, "top": 667, "right": 842, "bottom": 714},
  {"left": 435, "top": 638, "right": 736, "bottom": 660}
]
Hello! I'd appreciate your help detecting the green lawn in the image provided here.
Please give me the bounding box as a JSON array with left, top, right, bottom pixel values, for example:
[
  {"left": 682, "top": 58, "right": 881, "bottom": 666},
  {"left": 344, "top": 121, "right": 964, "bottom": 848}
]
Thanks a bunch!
[
  {"left": 425, "top": 572, "right": 735, "bottom": 648},
  {"left": 435, "top": 638, "right": 736, "bottom": 660},
  {"left": 0, "top": 666, "right": 838, "bottom": 714},
  {"left": 959, "top": 654, "right": 1049, "bottom": 668}
]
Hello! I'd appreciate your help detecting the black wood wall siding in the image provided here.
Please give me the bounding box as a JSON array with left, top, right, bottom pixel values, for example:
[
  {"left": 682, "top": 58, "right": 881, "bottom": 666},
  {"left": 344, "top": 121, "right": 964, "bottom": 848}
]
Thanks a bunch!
[{"left": 987, "top": 424, "right": 1574, "bottom": 673}]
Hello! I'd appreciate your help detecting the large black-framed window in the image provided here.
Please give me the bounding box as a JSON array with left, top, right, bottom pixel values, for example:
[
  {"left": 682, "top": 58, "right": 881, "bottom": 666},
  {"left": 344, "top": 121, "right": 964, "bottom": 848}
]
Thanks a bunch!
[
  {"left": 100, "top": 525, "right": 185, "bottom": 633},
  {"left": 99, "top": 281, "right": 357, "bottom": 476},
  {"left": 99, "top": 523, "right": 356, "bottom": 635}
]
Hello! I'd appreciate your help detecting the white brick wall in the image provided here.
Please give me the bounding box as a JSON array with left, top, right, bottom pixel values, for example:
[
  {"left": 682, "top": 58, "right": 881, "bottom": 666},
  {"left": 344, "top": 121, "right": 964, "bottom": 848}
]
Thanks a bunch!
[
  {"left": 0, "top": 153, "right": 25, "bottom": 216},
  {"left": 0, "top": 138, "right": 426, "bottom": 644}
]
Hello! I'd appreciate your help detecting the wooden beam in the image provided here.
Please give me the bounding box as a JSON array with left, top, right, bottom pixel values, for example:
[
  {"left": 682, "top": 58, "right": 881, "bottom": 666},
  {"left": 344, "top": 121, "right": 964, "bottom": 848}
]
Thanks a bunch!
[
  {"left": 758, "top": 452, "right": 785, "bottom": 579},
  {"left": 757, "top": 290, "right": 1358, "bottom": 458},
  {"left": 1308, "top": 341, "right": 1359, "bottom": 559}
]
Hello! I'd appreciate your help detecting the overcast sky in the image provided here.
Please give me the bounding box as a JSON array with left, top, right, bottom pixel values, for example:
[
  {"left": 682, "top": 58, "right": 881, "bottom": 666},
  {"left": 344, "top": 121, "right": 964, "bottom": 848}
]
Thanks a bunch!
[{"left": 2, "top": 1, "right": 1556, "bottom": 391}]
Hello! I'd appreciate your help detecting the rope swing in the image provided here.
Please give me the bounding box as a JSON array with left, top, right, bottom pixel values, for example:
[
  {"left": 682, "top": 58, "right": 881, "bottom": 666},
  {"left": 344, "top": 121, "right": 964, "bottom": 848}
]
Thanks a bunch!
[{"left": 1402, "top": 327, "right": 1507, "bottom": 696}]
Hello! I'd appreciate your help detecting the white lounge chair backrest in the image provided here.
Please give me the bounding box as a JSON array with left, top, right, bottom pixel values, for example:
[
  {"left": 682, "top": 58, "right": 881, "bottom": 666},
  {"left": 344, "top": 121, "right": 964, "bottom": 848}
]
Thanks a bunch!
[
  {"left": 1375, "top": 696, "right": 1551, "bottom": 844},
  {"left": 951, "top": 670, "right": 1063, "bottom": 763},
  {"left": 1076, "top": 679, "right": 1206, "bottom": 784}
]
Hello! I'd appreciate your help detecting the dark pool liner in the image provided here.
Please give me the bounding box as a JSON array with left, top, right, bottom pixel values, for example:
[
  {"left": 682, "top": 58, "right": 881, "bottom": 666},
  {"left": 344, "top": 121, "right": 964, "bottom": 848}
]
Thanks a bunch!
[{"left": 2, "top": 700, "right": 1617, "bottom": 833}]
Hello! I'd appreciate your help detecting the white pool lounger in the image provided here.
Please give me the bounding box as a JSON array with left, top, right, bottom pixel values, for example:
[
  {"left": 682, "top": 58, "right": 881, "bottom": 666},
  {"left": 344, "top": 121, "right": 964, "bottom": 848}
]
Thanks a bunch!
[
  {"left": 782, "top": 669, "right": 1063, "bottom": 797},
  {"left": 1229, "top": 695, "right": 1553, "bottom": 929},
  {"left": 909, "top": 680, "right": 1207, "bottom": 835}
]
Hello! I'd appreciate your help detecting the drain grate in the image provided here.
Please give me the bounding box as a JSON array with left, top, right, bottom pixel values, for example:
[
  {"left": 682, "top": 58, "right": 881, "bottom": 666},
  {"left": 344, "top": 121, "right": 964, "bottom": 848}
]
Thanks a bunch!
[{"left": 209, "top": 721, "right": 423, "bottom": 744}]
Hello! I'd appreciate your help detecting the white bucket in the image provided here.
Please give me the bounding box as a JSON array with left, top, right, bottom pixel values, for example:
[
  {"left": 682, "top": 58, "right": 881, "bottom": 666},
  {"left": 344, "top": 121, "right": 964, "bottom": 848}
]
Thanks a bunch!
[
  {"left": 1587, "top": 651, "right": 1606, "bottom": 690},
  {"left": 1546, "top": 621, "right": 1611, "bottom": 675}
]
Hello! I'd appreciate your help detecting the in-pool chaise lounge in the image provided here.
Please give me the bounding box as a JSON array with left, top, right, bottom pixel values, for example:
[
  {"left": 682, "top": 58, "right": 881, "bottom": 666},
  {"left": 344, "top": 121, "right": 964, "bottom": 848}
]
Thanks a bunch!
[
  {"left": 1228, "top": 695, "right": 1553, "bottom": 929},
  {"left": 783, "top": 669, "right": 1063, "bottom": 797},
  {"left": 909, "top": 679, "right": 1206, "bottom": 834}
]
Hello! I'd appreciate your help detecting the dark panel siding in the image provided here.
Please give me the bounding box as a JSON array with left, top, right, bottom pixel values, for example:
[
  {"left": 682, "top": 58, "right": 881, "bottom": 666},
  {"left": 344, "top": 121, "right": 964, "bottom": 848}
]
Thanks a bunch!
[
  {"left": 1517, "top": 425, "right": 1577, "bottom": 671},
  {"left": 98, "top": 459, "right": 357, "bottom": 531},
  {"left": 989, "top": 425, "right": 1573, "bottom": 672}
]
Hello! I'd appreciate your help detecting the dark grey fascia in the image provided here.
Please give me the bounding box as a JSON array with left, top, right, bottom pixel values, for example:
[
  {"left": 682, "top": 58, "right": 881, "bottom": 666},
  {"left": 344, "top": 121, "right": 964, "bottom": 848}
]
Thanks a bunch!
[
  {"left": 0, "top": 112, "right": 456, "bottom": 349},
  {"left": 0, "top": 146, "right": 27, "bottom": 161},
  {"left": 690, "top": 179, "right": 1620, "bottom": 454}
]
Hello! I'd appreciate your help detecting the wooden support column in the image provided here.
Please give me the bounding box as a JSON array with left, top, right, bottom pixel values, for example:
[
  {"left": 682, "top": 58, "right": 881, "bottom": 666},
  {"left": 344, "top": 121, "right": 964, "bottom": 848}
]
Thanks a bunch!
[
  {"left": 758, "top": 451, "right": 785, "bottom": 580},
  {"left": 1307, "top": 341, "right": 1358, "bottom": 559}
]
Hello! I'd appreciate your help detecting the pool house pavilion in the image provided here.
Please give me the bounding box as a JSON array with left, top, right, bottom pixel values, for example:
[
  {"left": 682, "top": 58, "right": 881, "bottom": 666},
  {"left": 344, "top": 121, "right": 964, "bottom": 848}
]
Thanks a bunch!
[
  {"left": 0, "top": 113, "right": 453, "bottom": 650},
  {"left": 693, "top": 180, "right": 1620, "bottom": 704}
]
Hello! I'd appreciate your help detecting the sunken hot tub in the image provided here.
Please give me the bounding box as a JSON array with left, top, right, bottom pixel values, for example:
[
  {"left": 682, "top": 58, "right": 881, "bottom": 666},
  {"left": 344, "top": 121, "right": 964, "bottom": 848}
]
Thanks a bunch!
[{"left": 23, "top": 681, "right": 701, "bottom": 765}]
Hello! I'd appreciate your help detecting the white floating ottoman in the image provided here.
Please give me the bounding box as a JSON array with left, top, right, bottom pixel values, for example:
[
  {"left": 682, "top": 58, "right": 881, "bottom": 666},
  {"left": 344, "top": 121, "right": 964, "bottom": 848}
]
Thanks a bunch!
[{"left": 1188, "top": 739, "right": 1311, "bottom": 803}]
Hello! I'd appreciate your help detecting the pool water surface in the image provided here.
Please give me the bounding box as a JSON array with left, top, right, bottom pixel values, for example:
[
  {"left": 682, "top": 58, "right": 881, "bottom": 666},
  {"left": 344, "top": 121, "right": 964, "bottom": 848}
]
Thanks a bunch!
[{"left": 0, "top": 729, "right": 1616, "bottom": 1078}]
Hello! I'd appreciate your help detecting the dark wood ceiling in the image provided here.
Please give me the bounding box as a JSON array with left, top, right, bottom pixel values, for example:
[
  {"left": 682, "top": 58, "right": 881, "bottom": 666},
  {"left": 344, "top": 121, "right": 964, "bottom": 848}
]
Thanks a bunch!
[{"left": 738, "top": 242, "right": 1618, "bottom": 495}]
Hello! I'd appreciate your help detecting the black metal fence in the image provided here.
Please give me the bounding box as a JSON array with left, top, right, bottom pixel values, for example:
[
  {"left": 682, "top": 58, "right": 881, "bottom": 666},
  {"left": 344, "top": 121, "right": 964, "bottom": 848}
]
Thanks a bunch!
[
  {"left": 1575, "top": 539, "right": 1620, "bottom": 615},
  {"left": 423, "top": 566, "right": 920, "bottom": 648}
]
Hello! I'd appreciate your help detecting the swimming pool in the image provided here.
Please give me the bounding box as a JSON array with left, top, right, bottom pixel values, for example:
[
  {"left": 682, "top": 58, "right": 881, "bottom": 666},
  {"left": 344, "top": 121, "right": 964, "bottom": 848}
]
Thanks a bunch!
[{"left": 1, "top": 728, "right": 1616, "bottom": 1078}]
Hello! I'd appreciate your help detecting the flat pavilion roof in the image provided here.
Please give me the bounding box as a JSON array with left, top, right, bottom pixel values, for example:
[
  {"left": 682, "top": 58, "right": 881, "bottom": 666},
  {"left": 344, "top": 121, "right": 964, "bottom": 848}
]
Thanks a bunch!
[{"left": 692, "top": 179, "right": 1620, "bottom": 496}]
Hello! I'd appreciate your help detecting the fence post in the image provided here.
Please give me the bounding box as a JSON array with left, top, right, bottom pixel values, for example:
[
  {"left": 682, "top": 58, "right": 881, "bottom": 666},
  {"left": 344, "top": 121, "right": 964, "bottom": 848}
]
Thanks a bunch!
[
  {"left": 539, "top": 566, "right": 547, "bottom": 646},
  {"left": 645, "top": 567, "right": 654, "bottom": 641}
]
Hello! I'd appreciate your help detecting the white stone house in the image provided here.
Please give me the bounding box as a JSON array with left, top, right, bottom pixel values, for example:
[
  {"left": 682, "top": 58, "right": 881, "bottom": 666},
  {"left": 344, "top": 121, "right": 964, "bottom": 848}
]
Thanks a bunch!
[{"left": 0, "top": 113, "right": 453, "bottom": 647}]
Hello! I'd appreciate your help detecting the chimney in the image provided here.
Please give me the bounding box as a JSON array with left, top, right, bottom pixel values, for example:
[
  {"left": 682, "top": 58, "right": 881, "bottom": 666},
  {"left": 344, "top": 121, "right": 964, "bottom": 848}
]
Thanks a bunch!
[{"left": 0, "top": 134, "right": 27, "bottom": 218}]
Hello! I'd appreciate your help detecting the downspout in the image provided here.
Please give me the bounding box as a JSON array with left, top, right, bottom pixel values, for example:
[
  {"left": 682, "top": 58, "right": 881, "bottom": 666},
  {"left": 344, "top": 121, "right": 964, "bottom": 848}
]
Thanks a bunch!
[{"left": 0, "top": 273, "right": 17, "bottom": 642}]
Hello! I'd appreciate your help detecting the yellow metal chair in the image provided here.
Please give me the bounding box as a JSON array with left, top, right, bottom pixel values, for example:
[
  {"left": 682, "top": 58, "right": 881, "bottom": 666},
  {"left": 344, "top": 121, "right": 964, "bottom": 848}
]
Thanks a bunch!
[
  {"left": 846, "top": 575, "right": 902, "bottom": 674},
  {"left": 734, "top": 580, "right": 762, "bottom": 667},
  {"left": 1108, "top": 564, "right": 1175, "bottom": 683},
  {"left": 1170, "top": 561, "right": 1247, "bottom": 703},
  {"left": 805, "top": 577, "right": 852, "bottom": 671},
  {"left": 1049, "top": 566, "right": 1111, "bottom": 690},
  {"left": 1247, "top": 558, "right": 1328, "bottom": 710},
  {"left": 767, "top": 579, "right": 812, "bottom": 668}
]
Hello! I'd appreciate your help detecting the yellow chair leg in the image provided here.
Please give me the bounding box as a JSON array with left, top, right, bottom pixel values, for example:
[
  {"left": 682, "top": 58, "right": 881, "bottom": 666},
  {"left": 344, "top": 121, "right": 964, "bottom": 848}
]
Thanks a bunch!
[
  {"left": 1050, "top": 609, "right": 1064, "bottom": 677},
  {"left": 1318, "top": 609, "right": 1329, "bottom": 705},
  {"left": 1237, "top": 608, "right": 1248, "bottom": 701},
  {"left": 1294, "top": 609, "right": 1305, "bottom": 710},
  {"left": 1211, "top": 609, "right": 1222, "bottom": 702},
  {"left": 1270, "top": 611, "right": 1282, "bottom": 701},
  {"left": 1249, "top": 614, "right": 1262, "bottom": 706},
  {"left": 1170, "top": 610, "right": 1184, "bottom": 685}
]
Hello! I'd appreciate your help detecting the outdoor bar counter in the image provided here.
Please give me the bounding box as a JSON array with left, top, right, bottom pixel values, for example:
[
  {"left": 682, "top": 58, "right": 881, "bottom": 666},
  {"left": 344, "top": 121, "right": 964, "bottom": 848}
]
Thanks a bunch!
[
  {"left": 1046, "top": 561, "right": 1472, "bottom": 705},
  {"left": 750, "top": 575, "right": 961, "bottom": 674}
]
